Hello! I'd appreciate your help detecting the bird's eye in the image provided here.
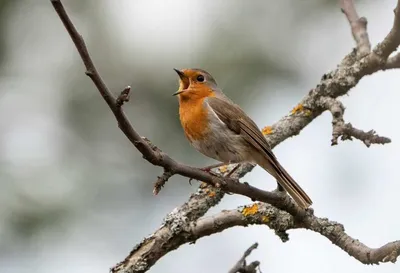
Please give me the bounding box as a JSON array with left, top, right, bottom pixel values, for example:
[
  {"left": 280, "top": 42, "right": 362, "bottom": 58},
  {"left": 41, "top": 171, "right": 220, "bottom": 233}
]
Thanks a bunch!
[{"left": 196, "top": 75, "right": 205, "bottom": 82}]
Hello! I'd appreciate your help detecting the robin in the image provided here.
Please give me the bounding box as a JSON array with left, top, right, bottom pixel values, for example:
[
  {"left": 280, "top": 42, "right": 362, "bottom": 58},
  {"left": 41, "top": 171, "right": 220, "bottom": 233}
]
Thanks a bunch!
[{"left": 173, "top": 68, "right": 313, "bottom": 209}]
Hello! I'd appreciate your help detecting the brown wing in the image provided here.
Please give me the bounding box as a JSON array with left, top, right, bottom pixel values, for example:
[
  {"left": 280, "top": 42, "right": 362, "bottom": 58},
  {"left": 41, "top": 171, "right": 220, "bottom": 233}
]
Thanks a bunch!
[
  {"left": 205, "top": 96, "right": 313, "bottom": 208},
  {"left": 205, "top": 96, "right": 277, "bottom": 161}
]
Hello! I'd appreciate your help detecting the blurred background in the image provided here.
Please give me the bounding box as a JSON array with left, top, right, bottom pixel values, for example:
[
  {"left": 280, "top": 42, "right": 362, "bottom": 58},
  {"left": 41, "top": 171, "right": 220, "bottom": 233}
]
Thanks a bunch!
[{"left": 0, "top": 0, "right": 399, "bottom": 272}]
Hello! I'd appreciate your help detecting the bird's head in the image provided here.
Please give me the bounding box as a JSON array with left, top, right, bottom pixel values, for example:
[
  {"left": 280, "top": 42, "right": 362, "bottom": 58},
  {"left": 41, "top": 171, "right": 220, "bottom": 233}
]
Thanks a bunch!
[{"left": 173, "top": 68, "right": 218, "bottom": 101}]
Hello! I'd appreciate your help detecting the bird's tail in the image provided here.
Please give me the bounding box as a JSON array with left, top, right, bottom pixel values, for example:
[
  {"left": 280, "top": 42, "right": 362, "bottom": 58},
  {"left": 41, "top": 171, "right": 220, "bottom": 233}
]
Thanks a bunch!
[{"left": 258, "top": 158, "right": 313, "bottom": 209}]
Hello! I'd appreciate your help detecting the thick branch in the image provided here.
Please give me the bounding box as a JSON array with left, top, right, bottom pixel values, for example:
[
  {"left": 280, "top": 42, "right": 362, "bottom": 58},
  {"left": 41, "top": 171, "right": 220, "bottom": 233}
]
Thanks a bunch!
[
  {"left": 112, "top": 184, "right": 225, "bottom": 273},
  {"left": 340, "top": 0, "right": 371, "bottom": 58},
  {"left": 192, "top": 203, "right": 400, "bottom": 265},
  {"left": 192, "top": 203, "right": 292, "bottom": 243},
  {"left": 114, "top": 201, "right": 400, "bottom": 272}
]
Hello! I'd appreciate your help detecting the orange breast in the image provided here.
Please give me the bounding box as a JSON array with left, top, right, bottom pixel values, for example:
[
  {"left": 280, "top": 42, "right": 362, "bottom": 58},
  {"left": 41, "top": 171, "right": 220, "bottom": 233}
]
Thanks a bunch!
[{"left": 179, "top": 97, "right": 210, "bottom": 142}]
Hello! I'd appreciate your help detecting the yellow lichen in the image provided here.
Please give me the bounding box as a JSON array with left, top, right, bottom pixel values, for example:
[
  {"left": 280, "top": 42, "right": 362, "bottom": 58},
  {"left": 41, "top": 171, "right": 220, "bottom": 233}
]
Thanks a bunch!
[
  {"left": 242, "top": 203, "right": 259, "bottom": 216},
  {"left": 208, "top": 191, "right": 216, "bottom": 197},
  {"left": 262, "top": 126, "right": 273, "bottom": 135},
  {"left": 291, "top": 104, "right": 304, "bottom": 115},
  {"left": 304, "top": 109, "right": 312, "bottom": 117},
  {"left": 261, "top": 216, "right": 269, "bottom": 223},
  {"left": 218, "top": 165, "right": 228, "bottom": 173}
]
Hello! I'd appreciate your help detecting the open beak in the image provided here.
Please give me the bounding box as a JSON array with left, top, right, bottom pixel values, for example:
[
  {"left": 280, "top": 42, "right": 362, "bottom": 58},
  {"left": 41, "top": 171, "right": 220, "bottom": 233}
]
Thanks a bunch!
[
  {"left": 173, "top": 68, "right": 187, "bottom": 96},
  {"left": 173, "top": 68, "right": 185, "bottom": 78},
  {"left": 172, "top": 90, "right": 184, "bottom": 96}
]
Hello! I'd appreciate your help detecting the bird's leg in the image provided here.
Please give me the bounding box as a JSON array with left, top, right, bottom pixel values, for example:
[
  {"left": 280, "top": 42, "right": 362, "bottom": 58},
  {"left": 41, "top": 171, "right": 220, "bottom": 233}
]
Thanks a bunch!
[
  {"left": 195, "top": 161, "right": 240, "bottom": 187},
  {"left": 189, "top": 163, "right": 222, "bottom": 185},
  {"left": 226, "top": 163, "right": 241, "bottom": 177},
  {"left": 198, "top": 163, "right": 224, "bottom": 179},
  {"left": 200, "top": 162, "right": 225, "bottom": 172},
  {"left": 200, "top": 161, "right": 238, "bottom": 177},
  {"left": 223, "top": 163, "right": 242, "bottom": 195}
]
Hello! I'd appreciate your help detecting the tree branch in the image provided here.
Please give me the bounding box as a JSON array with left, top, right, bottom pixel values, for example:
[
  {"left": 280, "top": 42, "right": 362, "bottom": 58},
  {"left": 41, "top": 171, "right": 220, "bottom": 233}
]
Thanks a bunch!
[
  {"left": 385, "top": 52, "right": 400, "bottom": 69},
  {"left": 197, "top": 203, "right": 400, "bottom": 264},
  {"left": 373, "top": 0, "right": 400, "bottom": 60},
  {"left": 50, "top": 0, "right": 400, "bottom": 272},
  {"left": 340, "top": 0, "right": 371, "bottom": 58},
  {"left": 113, "top": 201, "right": 400, "bottom": 273},
  {"left": 112, "top": 183, "right": 226, "bottom": 273},
  {"left": 116, "top": 86, "right": 132, "bottom": 107},
  {"left": 228, "top": 243, "right": 260, "bottom": 273},
  {"left": 195, "top": 202, "right": 400, "bottom": 264},
  {"left": 318, "top": 96, "right": 391, "bottom": 147}
]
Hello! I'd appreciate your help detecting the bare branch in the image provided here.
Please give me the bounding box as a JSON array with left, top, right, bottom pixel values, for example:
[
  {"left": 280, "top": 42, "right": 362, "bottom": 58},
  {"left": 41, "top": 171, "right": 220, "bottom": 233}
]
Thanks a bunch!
[
  {"left": 336, "top": 124, "right": 391, "bottom": 147},
  {"left": 340, "top": 48, "right": 358, "bottom": 67},
  {"left": 116, "top": 86, "right": 131, "bottom": 107},
  {"left": 192, "top": 203, "right": 293, "bottom": 243},
  {"left": 228, "top": 243, "right": 260, "bottom": 273},
  {"left": 340, "top": 0, "right": 371, "bottom": 58},
  {"left": 318, "top": 97, "right": 391, "bottom": 147},
  {"left": 113, "top": 201, "right": 400, "bottom": 272},
  {"left": 373, "top": 0, "right": 400, "bottom": 60},
  {"left": 194, "top": 202, "right": 400, "bottom": 265},
  {"left": 153, "top": 170, "right": 173, "bottom": 195},
  {"left": 385, "top": 52, "right": 400, "bottom": 69},
  {"left": 112, "top": 184, "right": 225, "bottom": 273}
]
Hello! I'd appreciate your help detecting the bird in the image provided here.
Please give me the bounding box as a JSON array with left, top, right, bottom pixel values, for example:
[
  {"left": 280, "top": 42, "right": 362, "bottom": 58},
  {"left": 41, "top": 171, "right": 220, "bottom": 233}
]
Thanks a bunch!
[{"left": 172, "top": 68, "right": 313, "bottom": 209}]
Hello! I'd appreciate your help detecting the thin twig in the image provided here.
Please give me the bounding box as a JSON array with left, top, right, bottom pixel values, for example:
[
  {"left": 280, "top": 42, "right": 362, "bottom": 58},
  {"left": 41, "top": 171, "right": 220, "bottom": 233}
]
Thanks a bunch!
[
  {"left": 372, "top": 0, "right": 400, "bottom": 60},
  {"left": 228, "top": 243, "right": 260, "bottom": 273},
  {"left": 116, "top": 86, "right": 131, "bottom": 107},
  {"left": 385, "top": 52, "right": 400, "bottom": 69},
  {"left": 318, "top": 97, "right": 391, "bottom": 147},
  {"left": 338, "top": 124, "right": 391, "bottom": 147},
  {"left": 153, "top": 170, "right": 173, "bottom": 195},
  {"left": 340, "top": 0, "right": 371, "bottom": 58}
]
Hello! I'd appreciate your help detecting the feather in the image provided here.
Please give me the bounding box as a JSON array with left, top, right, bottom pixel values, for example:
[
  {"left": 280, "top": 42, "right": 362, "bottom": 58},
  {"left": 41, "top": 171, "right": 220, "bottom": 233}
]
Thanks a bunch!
[{"left": 205, "top": 97, "right": 312, "bottom": 208}]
